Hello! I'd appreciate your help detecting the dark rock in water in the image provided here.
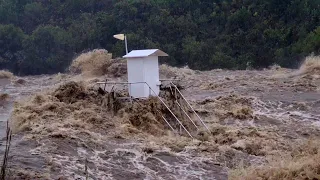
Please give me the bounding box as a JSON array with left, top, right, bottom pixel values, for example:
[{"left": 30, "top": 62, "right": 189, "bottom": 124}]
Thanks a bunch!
[
  {"left": 97, "top": 87, "right": 106, "bottom": 95},
  {"left": 142, "top": 147, "right": 154, "bottom": 154},
  {"left": 14, "top": 79, "right": 26, "bottom": 85},
  {"left": 160, "top": 82, "right": 184, "bottom": 91}
]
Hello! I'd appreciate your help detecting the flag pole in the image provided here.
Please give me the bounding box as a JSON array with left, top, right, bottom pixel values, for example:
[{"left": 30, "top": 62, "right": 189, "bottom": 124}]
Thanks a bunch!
[
  {"left": 113, "top": 34, "right": 128, "bottom": 55},
  {"left": 125, "top": 35, "right": 128, "bottom": 54}
]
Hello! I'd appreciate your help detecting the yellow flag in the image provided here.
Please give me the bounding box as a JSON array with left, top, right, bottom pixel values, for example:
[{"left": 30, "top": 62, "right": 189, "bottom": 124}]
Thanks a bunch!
[{"left": 113, "top": 34, "right": 125, "bottom": 41}]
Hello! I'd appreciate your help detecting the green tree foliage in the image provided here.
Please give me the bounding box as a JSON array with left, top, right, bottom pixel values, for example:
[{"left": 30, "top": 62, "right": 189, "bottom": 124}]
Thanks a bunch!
[
  {"left": 0, "top": 0, "right": 319, "bottom": 75},
  {"left": 21, "top": 25, "right": 73, "bottom": 75},
  {"left": 0, "top": 24, "right": 25, "bottom": 73}
]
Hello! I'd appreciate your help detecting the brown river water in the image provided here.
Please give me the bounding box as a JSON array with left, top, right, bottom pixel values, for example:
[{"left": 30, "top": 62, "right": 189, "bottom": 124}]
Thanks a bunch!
[{"left": 0, "top": 61, "right": 320, "bottom": 180}]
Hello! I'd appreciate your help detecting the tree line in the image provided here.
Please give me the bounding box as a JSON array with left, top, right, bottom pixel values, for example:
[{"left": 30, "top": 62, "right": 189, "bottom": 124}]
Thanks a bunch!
[{"left": 0, "top": 0, "right": 319, "bottom": 75}]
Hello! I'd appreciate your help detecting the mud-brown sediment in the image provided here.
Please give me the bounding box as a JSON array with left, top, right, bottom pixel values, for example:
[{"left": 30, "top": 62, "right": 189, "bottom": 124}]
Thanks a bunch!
[
  {"left": 119, "top": 98, "right": 167, "bottom": 136},
  {"left": 230, "top": 140, "right": 320, "bottom": 180},
  {"left": 6, "top": 61, "right": 320, "bottom": 179},
  {"left": 149, "top": 134, "right": 200, "bottom": 152},
  {"left": 117, "top": 88, "right": 200, "bottom": 137},
  {"left": 283, "top": 55, "right": 320, "bottom": 78},
  {"left": 200, "top": 82, "right": 227, "bottom": 90},
  {"left": 69, "top": 49, "right": 191, "bottom": 80},
  {"left": 106, "top": 58, "right": 127, "bottom": 78},
  {"left": 69, "top": 49, "right": 112, "bottom": 76},
  {"left": 69, "top": 49, "right": 127, "bottom": 78},
  {"left": 159, "top": 64, "right": 195, "bottom": 79},
  {"left": 53, "top": 81, "right": 88, "bottom": 104},
  {"left": 290, "top": 55, "right": 320, "bottom": 91},
  {"left": 220, "top": 56, "right": 320, "bottom": 179},
  {"left": 9, "top": 81, "right": 211, "bottom": 179},
  {"left": 268, "top": 64, "right": 282, "bottom": 71},
  {"left": 0, "top": 70, "right": 14, "bottom": 79},
  {"left": 10, "top": 81, "right": 108, "bottom": 133},
  {"left": 299, "top": 55, "right": 320, "bottom": 76},
  {"left": 195, "top": 94, "right": 254, "bottom": 120},
  {"left": 10, "top": 81, "right": 196, "bottom": 138}
]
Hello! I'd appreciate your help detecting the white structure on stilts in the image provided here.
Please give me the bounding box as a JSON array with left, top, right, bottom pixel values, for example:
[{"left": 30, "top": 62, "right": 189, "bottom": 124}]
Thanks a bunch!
[
  {"left": 123, "top": 49, "right": 168, "bottom": 98},
  {"left": 97, "top": 48, "right": 210, "bottom": 138}
]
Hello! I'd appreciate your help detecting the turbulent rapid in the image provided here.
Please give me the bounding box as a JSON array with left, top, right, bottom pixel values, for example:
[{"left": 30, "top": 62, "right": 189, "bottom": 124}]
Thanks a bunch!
[{"left": 1, "top": 51, "right": 320, "bottom": 180}]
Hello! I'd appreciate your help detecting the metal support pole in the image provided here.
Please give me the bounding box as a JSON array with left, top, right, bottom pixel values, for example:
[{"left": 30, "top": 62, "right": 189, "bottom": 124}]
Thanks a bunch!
[
  {"left": 175, "top": 101, "right": 199, "bottom": 130},
  {"left": 160, "top": 115, "right": 176, "bottom": 132},
  {"left": 103, "top": 82, "right": 107, "bottom": 91},
  {"left": 125, "top": 35, "right": 128, "bottom": 54},
  {"left": 147, "top": 85, "right": 193, "bottom": 138},
  {"left": 96, "top": 81, "right": 194, "bottom": 138},
  {"left": 170, "top": 82, "right": 210, "bottom": 131}
]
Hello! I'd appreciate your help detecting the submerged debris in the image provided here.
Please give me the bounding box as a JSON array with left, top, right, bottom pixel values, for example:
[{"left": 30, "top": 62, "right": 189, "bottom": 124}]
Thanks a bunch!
[
  {"left": 0, "top": 93, "right": 9, "bottom": 101},
  {"left": 0, "top": 93, "right": 9, "bottom": 107}
]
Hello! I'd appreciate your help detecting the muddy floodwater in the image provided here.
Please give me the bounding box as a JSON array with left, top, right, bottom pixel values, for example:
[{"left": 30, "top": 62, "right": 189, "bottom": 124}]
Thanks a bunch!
[{"left": 0, "top": 65, "right": 320, "bottom": 179}]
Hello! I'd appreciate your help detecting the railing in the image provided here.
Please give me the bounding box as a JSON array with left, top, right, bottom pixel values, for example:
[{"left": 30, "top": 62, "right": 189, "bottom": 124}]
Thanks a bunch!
[
  {"left": 170, "top": 82, "right": 210, "bottom": 131},
  {"left": 96, "top": 80, "right": 210, "bottom": 137},
  {"left": 97, "top": 79, "right": 180, "bottom": 96},
  {"left": 97, "top": 81, "right": 194, "bottom": 138}
]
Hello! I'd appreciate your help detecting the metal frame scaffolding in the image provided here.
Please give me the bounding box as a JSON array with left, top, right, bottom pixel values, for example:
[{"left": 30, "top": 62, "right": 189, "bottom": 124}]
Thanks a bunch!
[{"left": 96, "top": 80, "right": 210, "bottom": 138}]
